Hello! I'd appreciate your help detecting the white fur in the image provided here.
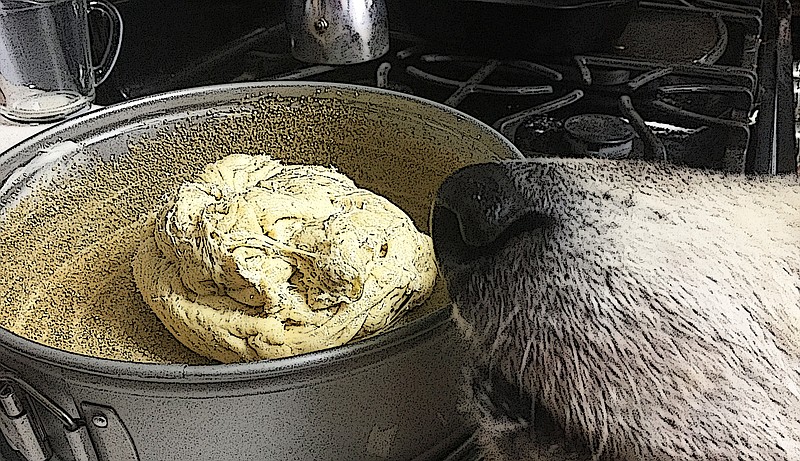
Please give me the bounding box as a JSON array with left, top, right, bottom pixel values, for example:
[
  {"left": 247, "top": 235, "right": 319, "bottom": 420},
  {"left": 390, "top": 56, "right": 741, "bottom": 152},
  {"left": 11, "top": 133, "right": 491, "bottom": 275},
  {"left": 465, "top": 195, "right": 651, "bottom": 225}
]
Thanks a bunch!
[{"left": 436, "top": 159, "right": 800, "bottom": 460}]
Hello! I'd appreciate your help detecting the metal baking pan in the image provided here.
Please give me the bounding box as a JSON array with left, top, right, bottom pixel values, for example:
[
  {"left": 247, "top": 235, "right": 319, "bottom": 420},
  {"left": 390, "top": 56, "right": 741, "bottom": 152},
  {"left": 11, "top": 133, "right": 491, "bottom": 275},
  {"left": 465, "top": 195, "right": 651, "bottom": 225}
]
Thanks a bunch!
[{"left": 0, "top": 82, "right": 522, "bottom": 461}]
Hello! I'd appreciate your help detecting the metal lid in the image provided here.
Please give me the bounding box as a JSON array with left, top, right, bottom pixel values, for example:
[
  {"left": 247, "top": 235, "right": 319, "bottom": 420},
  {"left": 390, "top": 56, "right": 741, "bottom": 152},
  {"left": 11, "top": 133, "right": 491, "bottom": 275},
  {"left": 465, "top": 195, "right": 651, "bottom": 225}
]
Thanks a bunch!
[{"left": 564, "top": 113, "right": 636, "bottom": 145}]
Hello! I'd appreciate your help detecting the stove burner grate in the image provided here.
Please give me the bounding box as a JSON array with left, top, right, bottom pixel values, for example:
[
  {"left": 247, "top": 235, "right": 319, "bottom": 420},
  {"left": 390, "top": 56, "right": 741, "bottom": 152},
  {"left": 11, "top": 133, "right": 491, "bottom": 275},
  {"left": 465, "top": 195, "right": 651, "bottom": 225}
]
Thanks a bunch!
[{"left": 105, "top": 0, "right": 788, "bottom": 175}]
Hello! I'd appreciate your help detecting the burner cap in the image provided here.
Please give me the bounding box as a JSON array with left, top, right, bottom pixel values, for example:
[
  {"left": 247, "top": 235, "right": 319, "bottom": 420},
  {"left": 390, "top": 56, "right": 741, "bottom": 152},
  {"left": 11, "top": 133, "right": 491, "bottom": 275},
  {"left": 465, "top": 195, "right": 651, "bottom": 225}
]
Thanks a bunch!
[
  {"left": 592, "top": 68, "right": 632, "bottom": 86},
  {"left": 564, "top": 114, "right": 635, "bottom": 159}
]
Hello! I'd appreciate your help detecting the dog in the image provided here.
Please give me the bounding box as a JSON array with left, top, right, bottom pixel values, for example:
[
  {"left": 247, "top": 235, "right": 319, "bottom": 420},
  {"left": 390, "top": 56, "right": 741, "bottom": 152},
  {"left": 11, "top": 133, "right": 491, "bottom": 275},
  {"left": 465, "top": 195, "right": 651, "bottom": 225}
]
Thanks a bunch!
[{"left": 431, "top": 158, "right": 800, "bottom": 460}]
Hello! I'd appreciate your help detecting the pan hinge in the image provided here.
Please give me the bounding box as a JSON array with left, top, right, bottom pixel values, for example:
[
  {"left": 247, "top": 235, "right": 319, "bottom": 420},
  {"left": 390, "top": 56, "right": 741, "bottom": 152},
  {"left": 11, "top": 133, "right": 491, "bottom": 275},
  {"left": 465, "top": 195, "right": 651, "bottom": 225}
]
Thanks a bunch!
[
  {"left": 0, "top": 383, "right": 50, "bottom": 461},
  {"left": 0, "top": 372, "right": 99, "bottom": 461}
]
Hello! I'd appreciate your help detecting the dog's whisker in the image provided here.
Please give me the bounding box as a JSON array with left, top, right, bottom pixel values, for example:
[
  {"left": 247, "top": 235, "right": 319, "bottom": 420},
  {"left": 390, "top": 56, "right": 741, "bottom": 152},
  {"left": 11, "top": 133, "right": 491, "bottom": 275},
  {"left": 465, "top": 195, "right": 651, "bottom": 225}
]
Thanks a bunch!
[
  {"left": 517, "top": 330, "right": 536, "bottom": 393},
  {"left": 490, "top": 298, "right": 527, "bottom": 364}
]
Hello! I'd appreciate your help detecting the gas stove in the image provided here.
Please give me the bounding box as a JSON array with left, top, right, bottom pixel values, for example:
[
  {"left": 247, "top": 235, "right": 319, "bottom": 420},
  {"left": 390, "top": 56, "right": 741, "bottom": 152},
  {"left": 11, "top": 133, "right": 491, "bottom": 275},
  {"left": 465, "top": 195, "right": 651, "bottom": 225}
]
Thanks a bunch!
[{"left": 97, "top": 0, "right": 796, "bottom": 175}]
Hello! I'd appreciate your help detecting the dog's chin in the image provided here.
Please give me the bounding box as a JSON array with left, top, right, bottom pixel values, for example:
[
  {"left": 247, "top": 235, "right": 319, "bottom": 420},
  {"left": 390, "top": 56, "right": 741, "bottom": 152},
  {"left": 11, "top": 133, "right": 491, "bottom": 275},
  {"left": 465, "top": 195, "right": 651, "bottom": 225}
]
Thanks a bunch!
[
  {"left": 457, "top": 348, "right": 594, "bottom": 461},
  {"left": 477, "top": 425, "right": 592, "bottom": 461},
  {"left": 468, "top": 379, "right": 594, "bottom": 461}
]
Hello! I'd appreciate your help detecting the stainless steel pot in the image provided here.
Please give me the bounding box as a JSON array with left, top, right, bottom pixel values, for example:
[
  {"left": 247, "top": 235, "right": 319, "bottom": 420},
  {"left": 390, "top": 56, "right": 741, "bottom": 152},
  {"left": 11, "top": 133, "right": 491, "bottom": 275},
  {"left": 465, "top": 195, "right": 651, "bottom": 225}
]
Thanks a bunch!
[{"left": 0, "top": 82, "right": 523, "bottom": 461}]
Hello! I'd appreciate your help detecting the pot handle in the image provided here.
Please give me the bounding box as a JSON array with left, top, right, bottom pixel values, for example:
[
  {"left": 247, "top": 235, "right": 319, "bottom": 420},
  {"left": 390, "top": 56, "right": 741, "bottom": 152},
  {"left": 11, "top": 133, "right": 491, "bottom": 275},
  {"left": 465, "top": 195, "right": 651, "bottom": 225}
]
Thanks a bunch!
[{"left": 0, "top": 371, "right": 98, "bottom": 461}]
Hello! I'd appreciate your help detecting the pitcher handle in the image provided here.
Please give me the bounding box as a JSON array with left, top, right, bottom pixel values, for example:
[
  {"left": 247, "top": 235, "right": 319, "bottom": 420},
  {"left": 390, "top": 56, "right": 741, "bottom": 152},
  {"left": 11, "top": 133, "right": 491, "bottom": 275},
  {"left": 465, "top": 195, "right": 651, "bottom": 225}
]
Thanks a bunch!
[{"left": 88, "top": 0, "right": 123, "bottom": 86}]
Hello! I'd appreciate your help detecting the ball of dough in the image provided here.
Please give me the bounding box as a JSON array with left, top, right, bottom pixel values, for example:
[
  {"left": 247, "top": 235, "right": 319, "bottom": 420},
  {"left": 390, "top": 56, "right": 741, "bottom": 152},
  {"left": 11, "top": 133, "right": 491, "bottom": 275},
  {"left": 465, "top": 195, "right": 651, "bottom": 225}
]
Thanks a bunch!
[{"left": 132, "top": 154, "right": 437, "bottom": 363}]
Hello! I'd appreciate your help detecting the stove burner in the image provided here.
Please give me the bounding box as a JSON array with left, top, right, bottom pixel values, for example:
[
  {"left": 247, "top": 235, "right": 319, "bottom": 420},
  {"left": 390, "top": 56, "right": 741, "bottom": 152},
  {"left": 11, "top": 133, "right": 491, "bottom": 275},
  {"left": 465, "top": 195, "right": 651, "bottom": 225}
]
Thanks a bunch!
[
  {"left": 591, "top": 68, "right": 633, "bottom": 86},
  {"left": 493, "top": 89, "right": 585, "bottom": 141},
  {"left": 564, "top": 114, "right": 636, "bottom": 159},
  {"left": 513, "top": 116, "right": 567, "bottom": 156}
]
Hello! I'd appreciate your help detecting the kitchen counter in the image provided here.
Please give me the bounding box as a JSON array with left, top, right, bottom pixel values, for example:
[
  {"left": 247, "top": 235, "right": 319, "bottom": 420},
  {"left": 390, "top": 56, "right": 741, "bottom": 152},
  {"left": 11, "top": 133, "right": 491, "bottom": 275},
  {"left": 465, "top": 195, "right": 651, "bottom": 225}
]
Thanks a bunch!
[
  {"left": 0, "top": 106, "right": 102, "bottom": 154},
  {"left": 0, "top": 120, "right": 51, "bottom": 153}
]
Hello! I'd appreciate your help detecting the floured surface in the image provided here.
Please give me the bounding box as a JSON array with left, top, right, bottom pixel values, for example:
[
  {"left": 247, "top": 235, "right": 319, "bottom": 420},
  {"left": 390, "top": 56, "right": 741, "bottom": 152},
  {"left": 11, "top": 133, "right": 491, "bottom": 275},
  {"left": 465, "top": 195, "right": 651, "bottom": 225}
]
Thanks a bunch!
[
  {"left": 133, "top": 154, "right": 437, "bottom": 363},
  {"left": 0, "top": 91, "right": 507, "bottom": 364},
  {"left": 0, "top": 159, "right": 207, "bottom": 364}
]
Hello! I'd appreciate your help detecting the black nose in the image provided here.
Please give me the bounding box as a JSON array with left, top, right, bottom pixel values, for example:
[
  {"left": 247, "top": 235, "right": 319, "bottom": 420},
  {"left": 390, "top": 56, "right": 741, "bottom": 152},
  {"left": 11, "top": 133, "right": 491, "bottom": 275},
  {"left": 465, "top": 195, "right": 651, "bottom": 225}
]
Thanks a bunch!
[{"left": 432, "top": 161, "right": 550, "bottom": 281}]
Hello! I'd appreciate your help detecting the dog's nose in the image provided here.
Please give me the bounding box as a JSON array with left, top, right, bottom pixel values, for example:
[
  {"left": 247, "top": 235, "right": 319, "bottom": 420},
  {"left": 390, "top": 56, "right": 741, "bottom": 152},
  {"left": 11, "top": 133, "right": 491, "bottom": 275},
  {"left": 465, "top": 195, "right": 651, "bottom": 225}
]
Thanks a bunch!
[
  {"left": 434, "top": 162, "right": 527, "bottom": 247},
  {"left": 432, "top": 161, "right": 550, "bottom": 279}
]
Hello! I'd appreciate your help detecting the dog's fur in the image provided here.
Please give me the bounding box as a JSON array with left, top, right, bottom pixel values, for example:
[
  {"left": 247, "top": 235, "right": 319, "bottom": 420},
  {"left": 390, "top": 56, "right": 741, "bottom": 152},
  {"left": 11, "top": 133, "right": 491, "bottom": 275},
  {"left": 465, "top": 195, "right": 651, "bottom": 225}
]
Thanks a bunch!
[{"left": 431, "top": 158, "right": 800, "bottom": 460}]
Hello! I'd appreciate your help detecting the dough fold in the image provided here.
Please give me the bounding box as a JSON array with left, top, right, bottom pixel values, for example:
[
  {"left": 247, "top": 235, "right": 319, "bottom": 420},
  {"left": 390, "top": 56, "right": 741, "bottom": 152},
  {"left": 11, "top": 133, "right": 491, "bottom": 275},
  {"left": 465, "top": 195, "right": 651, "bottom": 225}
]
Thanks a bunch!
[{"left": 132, "top": 154, "right": 437, "bottom": 362}]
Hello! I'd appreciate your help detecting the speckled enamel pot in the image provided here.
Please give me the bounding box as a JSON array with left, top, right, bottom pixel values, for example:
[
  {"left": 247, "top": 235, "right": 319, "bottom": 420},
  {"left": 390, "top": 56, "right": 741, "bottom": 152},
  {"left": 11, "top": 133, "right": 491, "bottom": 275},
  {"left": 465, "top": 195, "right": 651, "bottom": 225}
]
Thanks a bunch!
[{"left": 0, "top": 83, "right": 522, "bottom": 461}]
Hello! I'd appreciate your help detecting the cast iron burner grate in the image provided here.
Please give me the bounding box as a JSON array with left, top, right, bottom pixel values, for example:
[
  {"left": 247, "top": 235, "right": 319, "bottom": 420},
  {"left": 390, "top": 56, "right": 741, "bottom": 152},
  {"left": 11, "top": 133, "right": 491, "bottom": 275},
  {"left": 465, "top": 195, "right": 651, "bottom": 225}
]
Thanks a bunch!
[
  {"left": 231, "top": 0, "right": 791, "bottom": 174},
  {"left": 109, "top": 0, "right": 793, "bottom": 175}
]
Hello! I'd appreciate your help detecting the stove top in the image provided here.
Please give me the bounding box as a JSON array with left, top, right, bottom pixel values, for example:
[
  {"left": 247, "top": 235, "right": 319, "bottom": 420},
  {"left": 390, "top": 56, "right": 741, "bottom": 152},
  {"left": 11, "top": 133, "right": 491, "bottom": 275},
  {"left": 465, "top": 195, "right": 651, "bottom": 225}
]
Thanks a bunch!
[{"left": 98, "top": 0, "right": 795, "bottom": 175}]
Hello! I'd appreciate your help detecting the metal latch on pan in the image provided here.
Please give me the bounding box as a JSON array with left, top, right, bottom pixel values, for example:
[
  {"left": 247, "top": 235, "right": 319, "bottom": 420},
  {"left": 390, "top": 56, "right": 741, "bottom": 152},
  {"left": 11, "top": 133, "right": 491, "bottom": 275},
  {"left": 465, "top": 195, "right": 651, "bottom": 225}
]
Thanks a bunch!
[
  {"left": 0, "top": 373, "right": 99, "bottom": 461},
  {"left": 0, "top": 383, "right": 51, "bottom": 461}
]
